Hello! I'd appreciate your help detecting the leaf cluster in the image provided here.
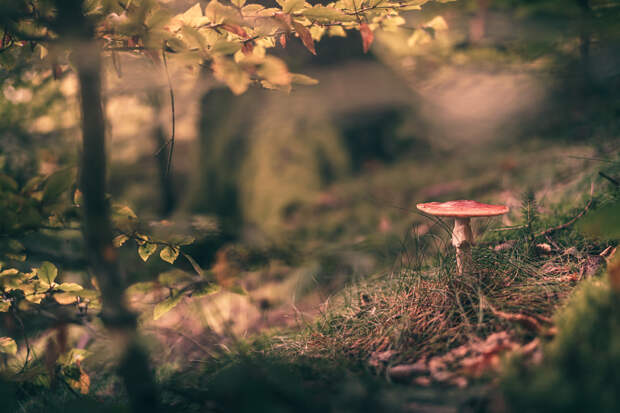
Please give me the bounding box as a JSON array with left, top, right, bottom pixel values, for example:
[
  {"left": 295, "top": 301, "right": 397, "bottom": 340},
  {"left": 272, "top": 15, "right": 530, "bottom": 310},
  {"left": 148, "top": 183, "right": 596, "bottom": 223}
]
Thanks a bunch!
[{"left": 0, "top": 0, "right": 450, "bottom": 95}]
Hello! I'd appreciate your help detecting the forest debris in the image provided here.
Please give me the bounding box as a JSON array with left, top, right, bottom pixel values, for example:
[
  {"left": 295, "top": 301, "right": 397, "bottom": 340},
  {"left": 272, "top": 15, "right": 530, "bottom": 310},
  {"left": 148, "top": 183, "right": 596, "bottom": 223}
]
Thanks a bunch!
[
  {"left": 519, "top": 338, "right": 543, "bottom": 365},
  {"left": 369, "top": 349, "right": 396, "bottom": 367},
  {"left": 600, "top": 246, "right": 616, "bottom": 262},
  {"left": 460, "top": 332, "right": 519, "bottom": 377},
  {"left": 388, "top": 359, "right": 427, "bottom": 380},
  {"left": 431, "top": 370, "right": 454, "bottom": 382},
  {"left": 493, "top": 240, "right": 516, "bottom": 252},
  {"left": 564, "top": 246, "right": 581, "bottom": 258},
  {"left": 413, "top": 376, "right": 432, "bottom": 387},
  {"left": 391, "top": 332, "right": 544, "bottom": 388},
  {"left": 450, "top": 376, "right": 468, "bottom": 389},
  {"left": 535, "top": 243, "right": 552, "bottom": 254},
  {"left": 489, "top": 308, "right": 544, "bottom": 332},
  {"left": 579, "top": 255, "right": 606, "bottom": 279}
]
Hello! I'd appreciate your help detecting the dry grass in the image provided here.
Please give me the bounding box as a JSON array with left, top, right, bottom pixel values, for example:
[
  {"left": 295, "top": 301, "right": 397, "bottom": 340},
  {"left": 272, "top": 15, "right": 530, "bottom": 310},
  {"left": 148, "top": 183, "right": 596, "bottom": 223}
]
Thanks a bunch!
[{"left": 280, "top": 244, "right": 581, "bottom": 366}]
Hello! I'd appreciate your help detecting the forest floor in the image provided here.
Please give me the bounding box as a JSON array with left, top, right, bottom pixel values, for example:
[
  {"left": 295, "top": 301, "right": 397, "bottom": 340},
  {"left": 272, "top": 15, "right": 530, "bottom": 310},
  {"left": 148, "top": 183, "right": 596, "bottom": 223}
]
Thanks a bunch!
[
  {"left": 10, "top": 137, "right": 620, "bottom": 413},
  {"left": 133, "top": 138, "right": 618, "bottom": 412}
]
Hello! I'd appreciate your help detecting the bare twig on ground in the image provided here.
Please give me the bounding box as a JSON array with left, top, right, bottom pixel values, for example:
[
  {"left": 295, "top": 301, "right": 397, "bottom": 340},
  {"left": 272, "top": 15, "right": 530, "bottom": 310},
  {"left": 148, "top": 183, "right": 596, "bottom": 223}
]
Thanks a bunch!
[{"left": 534, "top": 182, "right": 594, "bottom": 238}]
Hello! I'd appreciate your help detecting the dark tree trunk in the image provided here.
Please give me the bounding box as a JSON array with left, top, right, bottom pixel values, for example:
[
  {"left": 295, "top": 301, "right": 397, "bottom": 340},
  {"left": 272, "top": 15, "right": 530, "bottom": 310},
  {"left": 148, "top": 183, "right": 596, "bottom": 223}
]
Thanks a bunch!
[{"left": 55, "top": 1, "right": 160, "bottom": 411}]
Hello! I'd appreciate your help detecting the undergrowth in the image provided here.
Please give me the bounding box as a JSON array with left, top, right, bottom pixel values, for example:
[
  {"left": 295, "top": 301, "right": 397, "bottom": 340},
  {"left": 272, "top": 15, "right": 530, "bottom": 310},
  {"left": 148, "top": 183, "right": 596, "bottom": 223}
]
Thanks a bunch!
[
  {"left": 279, "top": 182, "right": 613, "bottom": 368},
  {"left": 501, "top": 260, "right": 620, "bottom": 412}
]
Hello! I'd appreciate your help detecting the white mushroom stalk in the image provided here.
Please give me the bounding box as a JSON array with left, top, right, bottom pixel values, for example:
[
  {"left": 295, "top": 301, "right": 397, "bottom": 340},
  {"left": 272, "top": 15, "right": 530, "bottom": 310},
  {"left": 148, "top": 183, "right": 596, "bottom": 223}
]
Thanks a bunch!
[{"left": 417, "top": 200, "right": 509, "bottom": 275}]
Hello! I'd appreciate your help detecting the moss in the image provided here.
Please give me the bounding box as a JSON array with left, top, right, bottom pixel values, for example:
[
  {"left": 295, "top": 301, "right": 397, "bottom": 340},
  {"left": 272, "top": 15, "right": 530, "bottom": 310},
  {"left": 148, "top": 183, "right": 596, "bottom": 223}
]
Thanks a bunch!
[
  {"left": 502, "top": 271, "right": 620, "bottom": 412},
  {"left": 240, "top": 111, "right": 350, "bottom": 236}
]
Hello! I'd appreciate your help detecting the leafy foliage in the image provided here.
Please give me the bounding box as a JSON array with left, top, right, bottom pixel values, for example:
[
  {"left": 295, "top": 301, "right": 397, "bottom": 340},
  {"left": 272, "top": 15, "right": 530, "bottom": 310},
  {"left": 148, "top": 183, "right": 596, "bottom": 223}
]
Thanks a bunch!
[{"left": 0, "top": 0, "right": 449, "bottom": 95}]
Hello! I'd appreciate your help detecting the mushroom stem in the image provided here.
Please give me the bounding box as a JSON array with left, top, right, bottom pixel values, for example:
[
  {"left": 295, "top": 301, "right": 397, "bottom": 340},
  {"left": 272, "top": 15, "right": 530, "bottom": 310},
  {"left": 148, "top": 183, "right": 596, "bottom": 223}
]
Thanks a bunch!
[{"left": 452, "top": 217, "right": 474, "bottom": 275}]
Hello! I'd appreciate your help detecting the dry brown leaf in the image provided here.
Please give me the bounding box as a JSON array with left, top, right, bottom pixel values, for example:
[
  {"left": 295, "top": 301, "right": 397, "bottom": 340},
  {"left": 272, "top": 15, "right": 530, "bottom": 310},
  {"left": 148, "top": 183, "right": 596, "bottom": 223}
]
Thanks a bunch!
[
  {"left": 535, "top": 243, "right": 552, "bottom": 254},
  {"left": 414, "top": 376, "right": 432, "bottom": 387},
  {"left": 293, "top": 22, "right": 316, "bottom": 55},
  {"left": 241, "top": 41, "right": 254, "bottom": 55},
  {"left": 221, "top": 24, "right": 248, "bottom": 38},
  {"left": 274, "top": 12, "right": 292, "bottom": 31},
  {"left": 388, "top": 360, "right": 427, "bottom": 380},
  {"left": 360, "top": 23, "right": 374, "bottom": 53}
]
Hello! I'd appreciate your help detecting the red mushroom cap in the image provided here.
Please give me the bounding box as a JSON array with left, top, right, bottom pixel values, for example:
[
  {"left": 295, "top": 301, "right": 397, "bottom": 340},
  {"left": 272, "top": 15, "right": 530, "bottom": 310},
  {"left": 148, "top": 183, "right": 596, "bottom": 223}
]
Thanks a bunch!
[{"left": 416, "top": 200, "right": 509, "bottom": 218}]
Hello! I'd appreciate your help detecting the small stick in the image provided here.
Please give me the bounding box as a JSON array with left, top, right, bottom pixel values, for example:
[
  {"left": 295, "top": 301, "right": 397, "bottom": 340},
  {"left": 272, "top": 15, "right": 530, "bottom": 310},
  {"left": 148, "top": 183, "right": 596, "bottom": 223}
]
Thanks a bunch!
[
  {"left": 599, "top": 171, "right": 619, "bottom": 186},
  {"left": 535, "top": 182, "right": 594, "bottom": 238}
]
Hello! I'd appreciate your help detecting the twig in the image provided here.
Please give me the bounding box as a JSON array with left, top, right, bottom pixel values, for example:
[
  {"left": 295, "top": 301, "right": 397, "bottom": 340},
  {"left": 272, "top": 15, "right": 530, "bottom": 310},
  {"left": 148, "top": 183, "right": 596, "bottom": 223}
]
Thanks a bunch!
[
  {"left": 567, "top": 155, "right": 619, "bottom": 164},
  {"left": 599, "top": 171, "right": 619, "bottom": 186},
  {"left": 491, "top": 225, "right": 526, "bottom": 232},
  {"left": 13, "top": 312, "right": 32, "bottom": 373},
  {"left": 535, "top": 182, "right": 594, "bottom": 238},
  {"left": 483, "top": 299, "right": 549, "bottom": 333},
  {"left": 490, "top": 308, "right": 543, "bottom": 332},
  {"left": 156, "top": 43, "right": 176, "bottom": 177}
]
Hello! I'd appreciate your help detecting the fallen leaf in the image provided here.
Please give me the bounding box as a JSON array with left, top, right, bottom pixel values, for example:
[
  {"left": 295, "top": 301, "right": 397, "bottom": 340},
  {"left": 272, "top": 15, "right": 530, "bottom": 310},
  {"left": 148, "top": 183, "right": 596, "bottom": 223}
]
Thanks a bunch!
[
  {"left": 413, "top": 376, "right": 431, "bottom": 387},
  {"left": 369, "top": 349, "right": 395, "bottom": 368},
  {"left": 535, "top": 243, "right": 552, "bottom": 254},
  {"left": 388, "top": 360, "right": 427, "bottom": 380}
]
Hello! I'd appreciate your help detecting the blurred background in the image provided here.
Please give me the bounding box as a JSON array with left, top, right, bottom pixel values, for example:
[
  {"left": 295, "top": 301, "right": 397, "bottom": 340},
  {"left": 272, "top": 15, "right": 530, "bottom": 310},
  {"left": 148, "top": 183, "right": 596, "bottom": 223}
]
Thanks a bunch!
[{"left": 2, "top": 0, "right": 619, "bottom": 345}]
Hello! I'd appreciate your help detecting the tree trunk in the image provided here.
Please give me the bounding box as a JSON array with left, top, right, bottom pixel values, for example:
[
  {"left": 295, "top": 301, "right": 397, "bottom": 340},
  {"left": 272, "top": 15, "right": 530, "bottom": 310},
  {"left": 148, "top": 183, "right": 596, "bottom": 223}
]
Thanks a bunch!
[{"left": 55, "top": 2, "right": 160, "bottom": 411}]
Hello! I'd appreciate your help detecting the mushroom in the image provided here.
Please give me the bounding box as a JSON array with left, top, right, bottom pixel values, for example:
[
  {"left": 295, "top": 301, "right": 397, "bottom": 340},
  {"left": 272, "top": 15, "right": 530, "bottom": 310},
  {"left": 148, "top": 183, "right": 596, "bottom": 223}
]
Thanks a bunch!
[{"left": 416, "top": 200, "right": 509, "bottom": 275}]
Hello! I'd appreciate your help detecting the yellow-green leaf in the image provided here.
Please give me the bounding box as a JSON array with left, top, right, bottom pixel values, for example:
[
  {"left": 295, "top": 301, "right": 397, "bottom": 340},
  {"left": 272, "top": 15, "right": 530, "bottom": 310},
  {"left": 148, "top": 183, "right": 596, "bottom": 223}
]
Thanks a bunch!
[
  {"left": 212, "top": 57, "right": 251, "bottom": 95},
  {"left": 158, "top": 270, "right": 192, "bottom": 286},
  {"left": 112, "top": 204, "right": 138, "bottom": 219},
  {"left": 227, "top": 285, "right": 247, "bottom": 295},
  {"left": 0, "top": 269, "right": 19, "bottom": 277},
  {"left": 211, "top": 39, "right": 243, "bottom": 56},
  {"left": 58, "top": 282, "right": 83, "bottom": 292},
  {"left": 43, "top": 168, "right": 76, "bottom": 203},
  {"left": 258, "top": 56, "right": 291, "bottom": 86},
  {"left": 301, "top": 6, "right": 354, "bottom": 22},
  {"left": 25, "top": 293, "right": 45, "bottom": 304},
  {"left": 160, "top": 246, "right": 180, "bottom": 264},
  {"left": 153, "top": 293, "right": 184, "bottom": 320},
  {"left": 113, "top": 234, "right": 129, "bottom": 247},
  {"left": 138, "top": 243, "right": 158, "bottom": 262},
  {"left": 328, "top": 25, "right": 347, "bottom": 37},
  {"left": 241, "top": 4, "right": 264, "bottom": 15},
  {"left": 192, "top": 282, "right": 220, "bottom": 298},
  {"left": 0, "top": 337, "right": 17, "bottom": 355},
  {"left": 126, "top": 281, "right": 158, "bottom": 294},
  {"left": 39, "top": 261, "right": 58, "bottom": 284},
  {"left": 54, "top": 292, "right": 78, "bottom": 305},
  {"left": 291, "top": 73, "right": 319, "bottom": 85},
  {"left": 0, "top": 301, "right": 10, "bottom": 312},
  {"left": 281, "top": 0, "right": 304, "bottom": 13}
]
